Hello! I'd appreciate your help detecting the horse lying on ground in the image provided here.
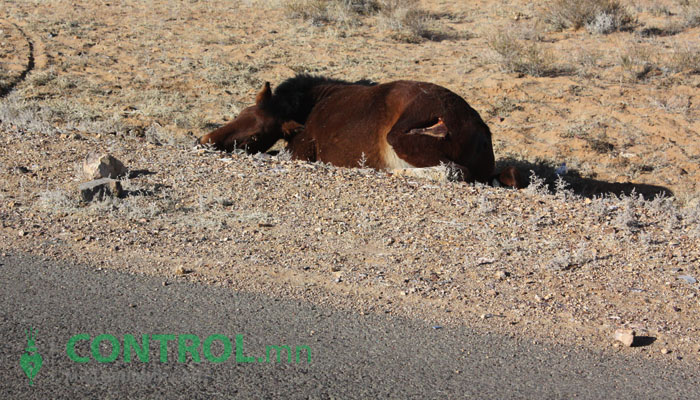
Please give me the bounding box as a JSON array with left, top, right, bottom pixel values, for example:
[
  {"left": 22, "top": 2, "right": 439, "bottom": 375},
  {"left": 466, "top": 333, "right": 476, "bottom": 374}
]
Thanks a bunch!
[{"left": 198, "top": 75, "right": 523, "bottom": 188}]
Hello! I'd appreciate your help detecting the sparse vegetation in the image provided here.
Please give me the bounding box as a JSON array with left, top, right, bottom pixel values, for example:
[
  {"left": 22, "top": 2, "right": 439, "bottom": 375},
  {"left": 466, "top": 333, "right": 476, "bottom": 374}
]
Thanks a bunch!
[
  {"left": 377, "top": 0, "right": 434, "bottom": 43},
  {"left": 617, "top": 41, "right": 656, "bottom": 81},
  {"left": 487, "top": 96, "right": 523, "bottom": 119},
  {"left": 284, "top": 0, "right": 378, "bottom": 26},
  {"left": 669, "top": 44, "right": 700, "bottom": 74},
  {"left": 680, "top": 0, "right": 700, "bottom": 28},
  {"left": 284, "top": 0, "right": 449, "bottom": 42},
  {"left": 487, "top": 30, "right": 558, "bottom": 77},
  {"left": 543, "top": 0, "right": 634, "bottom": 32}
]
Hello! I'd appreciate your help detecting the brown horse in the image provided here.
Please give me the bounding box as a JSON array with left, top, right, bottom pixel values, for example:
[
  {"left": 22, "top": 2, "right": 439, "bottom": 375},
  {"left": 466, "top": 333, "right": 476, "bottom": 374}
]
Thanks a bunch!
[{"left": 198, "top": 75, "right": 523, "bottom": 188}]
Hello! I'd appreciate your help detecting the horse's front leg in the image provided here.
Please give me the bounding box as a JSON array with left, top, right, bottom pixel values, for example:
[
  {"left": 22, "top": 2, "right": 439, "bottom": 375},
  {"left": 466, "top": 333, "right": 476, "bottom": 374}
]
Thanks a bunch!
[{"left": 285, "top": 130, "right": 316, "bottom": 162}]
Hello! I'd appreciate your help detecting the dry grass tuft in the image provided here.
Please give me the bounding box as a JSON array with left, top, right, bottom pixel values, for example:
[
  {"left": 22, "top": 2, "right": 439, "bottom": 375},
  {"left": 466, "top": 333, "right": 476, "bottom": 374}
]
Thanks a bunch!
[
  {"left": 377, "top": 0, "right": 433, "bottom": 43},
  {"left": 284, "top": 0, "right": 379, "bottom": 26},
  {"left": 284, "top": 0, "right": 450, "bottom": 42},
  {"left": 680, "top": 0, "right": 700, "bottom": 28},
  {"left": 487, "top": 30, "right": 558, "bottom": 77},
  {"left": 669, "top": 44, "right": 700, "bottom": 74},
  {"left": 543, "top": 0, "right": 634, "bottom": 32},
  {"left": 617, "top": 42, "right": 656, "bottom": 81}
]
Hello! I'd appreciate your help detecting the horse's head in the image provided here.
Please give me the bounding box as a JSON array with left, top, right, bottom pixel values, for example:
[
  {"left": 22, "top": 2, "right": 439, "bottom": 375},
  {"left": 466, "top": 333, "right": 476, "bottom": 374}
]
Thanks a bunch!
[
  {"left": 197, "top": 82, "right": 303, "bottom": 153},
  {"left": 492, "top": 166, "right": 526, "bottom": 189}
]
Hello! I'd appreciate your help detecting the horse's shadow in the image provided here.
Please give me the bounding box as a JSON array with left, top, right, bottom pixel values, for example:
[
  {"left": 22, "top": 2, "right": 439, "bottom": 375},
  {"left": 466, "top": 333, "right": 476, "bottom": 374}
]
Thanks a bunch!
[{"left": 497, "top": 158, "right": 673, "bottom": 200}]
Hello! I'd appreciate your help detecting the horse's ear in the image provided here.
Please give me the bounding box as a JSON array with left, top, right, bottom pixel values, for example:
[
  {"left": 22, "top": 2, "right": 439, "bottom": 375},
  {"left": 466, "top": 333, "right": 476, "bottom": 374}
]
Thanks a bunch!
[
  {"left": 281, "top": 120, "right": 304, "bottom": 137},
  {"left": 255, "top": 82, "right": 272, "bottom": 106}
]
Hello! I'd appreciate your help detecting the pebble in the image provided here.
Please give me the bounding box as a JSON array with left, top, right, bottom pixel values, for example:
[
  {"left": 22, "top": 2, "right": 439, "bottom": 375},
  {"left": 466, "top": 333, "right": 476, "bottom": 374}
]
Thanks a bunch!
[
  {"left": 495, "top": 270, "right": 509, "bottom": 280},
  {"left": 613, "top": 329, "right": 636, "bottom": 347},
  {"left": 678, "top": 275, "right": 697, "bottom": 284},
  {"left": 661, "top": 348, "right": 670, "bottom": 355}
]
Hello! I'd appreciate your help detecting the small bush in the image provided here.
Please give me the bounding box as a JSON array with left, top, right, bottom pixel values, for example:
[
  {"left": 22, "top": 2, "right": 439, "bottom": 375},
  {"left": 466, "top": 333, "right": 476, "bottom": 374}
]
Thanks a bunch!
[
  {"left": 681, "top": 0, "right": 700, "bottom": 28},
  {"left": 285, "top": 0, "right": 379, "bottom": 25},
  {"left": 618, "top": 43, "right": 656, "bottom": 81},
  {"left": 543, "top": 0, "right": 633, "bottom": 32},
  {"left": 585, "top": 11, "right": 622, "bottom": 34},
  {"left": 284, "top": 0, "right": 446, "bottom": 42},
  {"left": 378, "top": 0, "right": 433, "bottom": 43},
  {"left": 37, "top": 190, "right": 77, "bottom": 214},
  {"left": 669, "top": 45, "right": 700, "bottom": 74},
  {"left": 487, "top": 31, "right": 557, "bottom": 77}
]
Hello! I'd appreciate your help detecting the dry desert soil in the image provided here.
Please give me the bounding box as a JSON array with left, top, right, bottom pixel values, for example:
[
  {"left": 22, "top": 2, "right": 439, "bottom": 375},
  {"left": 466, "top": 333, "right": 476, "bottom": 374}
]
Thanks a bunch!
[{"left": 2, "top": 0, "right": 700, "bottom": 361}]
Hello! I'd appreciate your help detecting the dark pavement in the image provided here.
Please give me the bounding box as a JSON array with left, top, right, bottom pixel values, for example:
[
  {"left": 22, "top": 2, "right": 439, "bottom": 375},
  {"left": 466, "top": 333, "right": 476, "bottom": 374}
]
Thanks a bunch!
[{"left": 1, "top": 252, "right": 697, "bottom": 399}]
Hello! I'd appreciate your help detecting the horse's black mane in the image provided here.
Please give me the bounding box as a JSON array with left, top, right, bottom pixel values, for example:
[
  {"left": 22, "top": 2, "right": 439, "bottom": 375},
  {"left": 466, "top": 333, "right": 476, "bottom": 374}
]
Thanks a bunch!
[{"left": 267, "top": 74, "right": 376, "bottom": 123}]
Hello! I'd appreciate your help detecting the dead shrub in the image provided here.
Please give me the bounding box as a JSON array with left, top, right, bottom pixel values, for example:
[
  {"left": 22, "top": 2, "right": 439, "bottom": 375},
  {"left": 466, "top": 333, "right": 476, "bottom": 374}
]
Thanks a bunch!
[
  {"left": 680, "top": 0, "right": 700, "bottom": 28},
  {"left": 543, "top": 0, "right": 633, "bottom": 32},
  {"left": 487, "top": 30, "right": 557, "bottom": 77},
  {"left": 618, "top": 43, "right": 656, "bottom": 81},
  {"left": 284, "top": 0, "right": 447, "bottom": 42},
  {"left": 377, "top": 0, "right": 433, "bottom": 43},
  {"left": 284, "top": 0, "right": 379, "bottom": 25},
  {"left": 669, "top": 45, "right": 700, "bottom": 74}
]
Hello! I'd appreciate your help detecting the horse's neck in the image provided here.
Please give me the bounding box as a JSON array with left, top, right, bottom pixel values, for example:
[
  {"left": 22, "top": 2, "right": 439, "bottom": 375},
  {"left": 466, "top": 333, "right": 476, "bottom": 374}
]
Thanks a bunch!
[
  {"left": 289, "top": 84, "right": 344, "bottom": 123},
  {"left": 310, "top": 84, "right": 344, "bottom": 105},
  {"left": 272, "top": 79, "right": 351, "bottom": 124}
]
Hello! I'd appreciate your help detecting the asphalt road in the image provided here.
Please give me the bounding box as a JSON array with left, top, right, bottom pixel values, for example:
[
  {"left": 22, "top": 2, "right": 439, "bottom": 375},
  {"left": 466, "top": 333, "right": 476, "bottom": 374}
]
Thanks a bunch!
[{"left": 1, "top": 252, "right": 698, "bottom": 399}]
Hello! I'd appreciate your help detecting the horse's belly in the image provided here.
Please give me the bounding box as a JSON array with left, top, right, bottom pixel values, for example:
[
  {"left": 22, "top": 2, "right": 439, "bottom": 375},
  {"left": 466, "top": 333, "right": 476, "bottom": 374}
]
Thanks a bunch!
[{"left": 381, "top": 141, "right": 415, "bottom": 169}]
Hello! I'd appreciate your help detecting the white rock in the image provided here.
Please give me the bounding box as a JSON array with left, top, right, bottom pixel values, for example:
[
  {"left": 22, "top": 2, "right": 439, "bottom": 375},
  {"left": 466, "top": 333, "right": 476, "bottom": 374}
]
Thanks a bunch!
[
  {"left": 613, "top": 329, "right": 636, "bottom": 347},
  {"left": 82, "top": 152, "right": 127, "bottom": 179}
]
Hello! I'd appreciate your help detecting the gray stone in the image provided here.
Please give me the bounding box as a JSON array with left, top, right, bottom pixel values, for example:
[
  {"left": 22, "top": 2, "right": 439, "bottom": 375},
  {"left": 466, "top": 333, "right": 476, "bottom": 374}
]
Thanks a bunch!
[
  {"left": 79, "top": 178, "right": 124, "bottom": 202},
  {"left": 82, "top": 153, "right": 127, "bottom": 179}
]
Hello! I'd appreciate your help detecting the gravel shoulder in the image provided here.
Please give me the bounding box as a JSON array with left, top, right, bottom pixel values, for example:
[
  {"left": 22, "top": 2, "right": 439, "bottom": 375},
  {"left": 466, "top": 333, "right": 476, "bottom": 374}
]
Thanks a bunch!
[{"left": 1, "top": 127, "right": 699, "bottom": 360}]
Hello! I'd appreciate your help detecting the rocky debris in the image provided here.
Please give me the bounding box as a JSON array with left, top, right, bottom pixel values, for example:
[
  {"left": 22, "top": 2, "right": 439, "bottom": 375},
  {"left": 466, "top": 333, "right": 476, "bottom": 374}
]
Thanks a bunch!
[
  {"left": 82, "top": 153, "right": 127, "bottom": 180},
  {"left": 175, "top": 266, "right": 192, "bottom": 276},
  {"left": 78, "top": 178, "right": 124, "bottom": 202},
  {"left": 391, "top": 166, "right": 458, "bottom": 182},
  {"left": 495, "top": 270, "right": 509, "bottom": 280},
  {"left": 613, "top": 329, "right": 636, "bottom": 347}
]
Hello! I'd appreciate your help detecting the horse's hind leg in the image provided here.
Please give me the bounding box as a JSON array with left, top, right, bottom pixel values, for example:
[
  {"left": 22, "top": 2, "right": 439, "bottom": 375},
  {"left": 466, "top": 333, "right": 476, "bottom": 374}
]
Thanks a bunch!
[{"left": 385, "top": 122, "right": 476, "bottom": 182}]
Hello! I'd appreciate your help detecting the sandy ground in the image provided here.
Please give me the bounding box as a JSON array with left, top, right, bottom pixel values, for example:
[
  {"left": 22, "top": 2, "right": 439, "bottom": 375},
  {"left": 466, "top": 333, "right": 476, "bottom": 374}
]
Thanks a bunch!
[{"left": 1, "top": 0, "right": 700, "bottom": 360}]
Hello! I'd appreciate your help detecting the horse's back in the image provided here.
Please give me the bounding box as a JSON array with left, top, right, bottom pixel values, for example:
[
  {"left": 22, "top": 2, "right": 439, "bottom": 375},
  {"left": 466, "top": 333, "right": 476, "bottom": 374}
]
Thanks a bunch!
[{"left": 302, "top": 80, "right": 495, "bottom": 181}]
